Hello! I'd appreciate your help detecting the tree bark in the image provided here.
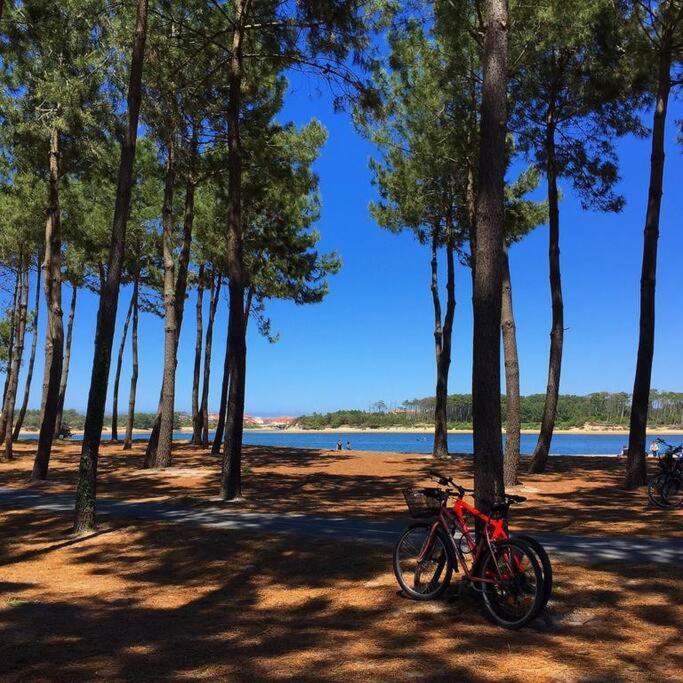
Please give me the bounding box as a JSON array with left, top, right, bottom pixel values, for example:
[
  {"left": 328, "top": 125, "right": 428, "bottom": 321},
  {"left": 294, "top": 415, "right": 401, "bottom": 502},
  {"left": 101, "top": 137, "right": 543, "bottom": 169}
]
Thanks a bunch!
[
  {"left": 472, "top": 0, "right": 508, "bottom": 513},
  {"left": 625, "top": 36, "right": 673, "bottom": 489},
  {"left": 201, "top": 272, "right": 221, "bottom": 446},
  {"left": 528, "top": 113, "right": 563, "bottom": 474},
  {"left": 212, "top": 297, "right": 231, "bottom": 456},
  {"left": 13, "top": 264, "right": 41, "bottom": 440},
  {"left": 123, "top": 265, "right": 140, "bottom": 450},
  {"left": 153, "top": 139, "right": 178, "bottom": 468},
  {"left": 146, "top": 133, "right": 197, "bottom": 468},
  {"left": 1, "top": 266, "right": 20, "bottom": 417},
  {"left": 110, "top": 292, "right": 134, "bottom": 442},
  {"left": 32, "top": 127, "right": 64, "bottom": 481},
  {"left": 501, "top": 247, "right": 521, "bottom": 486},
  {"left": 221, "top": 3, "right": 247, "bottom": 501},
  {"left": 74, "top": 0, "right": 149, "bottom": 533},
  {"left": 2, "top": 260, "right": 28, "bottom": 461},
  {"left": 191, "top": 264, "right": 205, "bottom": 445},
  {"left": 54, "top": 285, "right": 77, "bottom": 439},
  {"left": 213, "top": 286, "right": 252, "bottom": 455},
  {"left": 431, "top": 228, "right": 455, "bottom": 458}
]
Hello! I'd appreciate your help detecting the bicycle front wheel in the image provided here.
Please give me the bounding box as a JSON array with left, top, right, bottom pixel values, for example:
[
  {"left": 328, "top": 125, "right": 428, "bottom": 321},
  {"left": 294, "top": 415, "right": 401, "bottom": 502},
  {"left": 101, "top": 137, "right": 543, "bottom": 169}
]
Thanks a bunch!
[
  {"left": 665, "top": 475, "right": 683, "bottom": 508},
  {"left": 393, "top": 522, "right": 453, "bottom": 601},
  {"left": 478, "top": 539, "right": 543, "bottom": 630},
  {"left": 650, "top": 473, "right": 683, "bottom": 509},
  {"left": 648, "top": 474, "right": 682, "bottom": 509}
]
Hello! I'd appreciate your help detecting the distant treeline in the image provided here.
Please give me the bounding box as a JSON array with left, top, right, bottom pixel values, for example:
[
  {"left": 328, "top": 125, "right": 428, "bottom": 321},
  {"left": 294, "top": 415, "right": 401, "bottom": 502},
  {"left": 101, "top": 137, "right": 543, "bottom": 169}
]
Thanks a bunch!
[
  {"left": 295, "top": 391, "right": 683, "bottom": 430},
  {"left": 17, "top": 410, "right": 202, "bottom": 432}
]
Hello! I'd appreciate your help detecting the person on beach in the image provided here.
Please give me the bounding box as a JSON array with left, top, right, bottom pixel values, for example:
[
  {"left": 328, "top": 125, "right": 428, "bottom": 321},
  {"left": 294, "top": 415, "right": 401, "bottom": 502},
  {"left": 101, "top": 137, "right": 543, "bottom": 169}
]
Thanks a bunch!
[
  {"left": 337, "top": 440, "right": 343, "bottom": 451},
  {"left": 346, "top": 441, "right": 351, "bottom": 450},
  {"left": 618, "top": 445, "right": 627, "bottom": 459},
  {"left": 650, "top": 440, "right": 659, "bottom": 458}
]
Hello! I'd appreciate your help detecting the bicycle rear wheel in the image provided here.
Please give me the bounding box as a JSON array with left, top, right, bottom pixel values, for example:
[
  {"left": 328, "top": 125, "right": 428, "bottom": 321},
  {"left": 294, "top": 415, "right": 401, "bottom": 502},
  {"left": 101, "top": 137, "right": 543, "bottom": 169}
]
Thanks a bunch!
[
  {"left": 648, "top": 474, "right": 666, "bottom": 508},
  {"left": 478, "top": 538, "right": 543, "bottom": 629},
  {"left": 393, "top": 522, "right": 453, "bottom": 601}
]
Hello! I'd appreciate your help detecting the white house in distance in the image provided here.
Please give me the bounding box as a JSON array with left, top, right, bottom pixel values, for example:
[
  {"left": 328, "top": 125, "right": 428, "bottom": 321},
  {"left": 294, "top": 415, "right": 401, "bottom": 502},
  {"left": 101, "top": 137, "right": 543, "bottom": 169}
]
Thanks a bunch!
[{"left": 244, "top": 415, "right": 298, "bottom": 429}]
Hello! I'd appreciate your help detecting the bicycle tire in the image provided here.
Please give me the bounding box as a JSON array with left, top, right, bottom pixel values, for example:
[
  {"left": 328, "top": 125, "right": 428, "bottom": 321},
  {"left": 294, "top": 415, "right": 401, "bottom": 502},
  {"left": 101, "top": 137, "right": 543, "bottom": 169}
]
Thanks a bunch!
[
  {"left": 648, "top": 474, "right": 675, "bottom": 509},
  {"left": 393, "top": 522, "right": 454, "bottom": 601},
  {"left": 651, "top": 473, "right": 683, "bottom": 509},
  {"left": 512, "top": 534, "right": 553, "bottom": 614},
  {"left": 664, "top": 474, "right": 683, "bottom": 508},
  {"left": 477, "top": 538, "right": 544, "bottom": 630}
]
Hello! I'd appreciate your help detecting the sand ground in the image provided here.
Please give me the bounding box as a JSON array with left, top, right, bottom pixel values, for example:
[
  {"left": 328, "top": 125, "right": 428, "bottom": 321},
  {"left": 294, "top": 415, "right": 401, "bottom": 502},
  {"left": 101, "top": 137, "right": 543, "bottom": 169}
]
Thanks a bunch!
[{"left": 1, "top": 442, "right": 681, "bottom": 681}]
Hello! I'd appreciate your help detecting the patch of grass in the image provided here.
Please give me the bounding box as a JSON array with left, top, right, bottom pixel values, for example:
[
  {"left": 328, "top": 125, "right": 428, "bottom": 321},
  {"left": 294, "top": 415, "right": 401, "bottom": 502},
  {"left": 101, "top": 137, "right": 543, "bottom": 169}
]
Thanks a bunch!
[{"left": 6, "top": 597, "right": 33, "bottom": 608}]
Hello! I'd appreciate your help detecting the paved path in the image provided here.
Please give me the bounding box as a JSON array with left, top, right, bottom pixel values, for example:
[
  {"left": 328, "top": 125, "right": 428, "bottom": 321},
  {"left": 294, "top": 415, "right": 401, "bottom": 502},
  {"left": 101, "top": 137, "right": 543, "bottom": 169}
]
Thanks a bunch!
[{"left": 1, "top": 486, "right": 682, "bottom": 566}]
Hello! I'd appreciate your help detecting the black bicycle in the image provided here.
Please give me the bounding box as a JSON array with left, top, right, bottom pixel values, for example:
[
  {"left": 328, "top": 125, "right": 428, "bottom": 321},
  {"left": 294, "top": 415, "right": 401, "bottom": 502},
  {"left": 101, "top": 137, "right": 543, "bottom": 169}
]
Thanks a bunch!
[{"left": 648, "top": 439, "right": 683, "bottom": 509}]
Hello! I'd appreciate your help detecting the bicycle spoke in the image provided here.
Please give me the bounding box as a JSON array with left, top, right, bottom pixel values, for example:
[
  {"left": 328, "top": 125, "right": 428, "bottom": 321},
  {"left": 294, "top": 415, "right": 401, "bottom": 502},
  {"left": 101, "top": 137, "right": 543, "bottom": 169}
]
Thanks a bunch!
[{"left": 393, "top": 525, "right": 453, "bottom": 600}]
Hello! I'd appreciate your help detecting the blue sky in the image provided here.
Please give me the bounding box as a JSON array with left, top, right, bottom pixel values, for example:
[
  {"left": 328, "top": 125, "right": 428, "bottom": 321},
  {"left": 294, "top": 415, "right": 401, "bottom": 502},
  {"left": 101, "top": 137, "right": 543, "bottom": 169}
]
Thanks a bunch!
[{"left": 8, "top": 76, "right": 683, "bottom": 416}]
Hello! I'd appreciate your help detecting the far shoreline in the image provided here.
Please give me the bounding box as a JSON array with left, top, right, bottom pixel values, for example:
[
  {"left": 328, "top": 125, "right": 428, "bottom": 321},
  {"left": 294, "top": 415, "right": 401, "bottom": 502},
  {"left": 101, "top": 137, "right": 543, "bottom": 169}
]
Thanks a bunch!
[
  {"left": 273, "top": 426, "right": 683, "bottom": 436},
  {"left": 16, "top": 426, "right": 683, "bottom": 437}
]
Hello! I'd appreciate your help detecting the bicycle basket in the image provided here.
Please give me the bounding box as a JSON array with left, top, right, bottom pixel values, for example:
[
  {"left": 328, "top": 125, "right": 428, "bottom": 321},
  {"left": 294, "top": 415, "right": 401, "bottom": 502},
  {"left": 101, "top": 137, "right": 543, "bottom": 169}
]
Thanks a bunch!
[{"left": 402, "top": 487, "right": 443, "bottom": 518}]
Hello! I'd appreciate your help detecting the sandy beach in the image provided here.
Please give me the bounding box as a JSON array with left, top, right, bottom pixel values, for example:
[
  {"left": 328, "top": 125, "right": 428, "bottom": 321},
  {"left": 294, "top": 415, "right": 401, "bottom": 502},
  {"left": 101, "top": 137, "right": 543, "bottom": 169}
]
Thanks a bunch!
[{"left": 276, "top": 425, "right": 683, "bottom": 436}]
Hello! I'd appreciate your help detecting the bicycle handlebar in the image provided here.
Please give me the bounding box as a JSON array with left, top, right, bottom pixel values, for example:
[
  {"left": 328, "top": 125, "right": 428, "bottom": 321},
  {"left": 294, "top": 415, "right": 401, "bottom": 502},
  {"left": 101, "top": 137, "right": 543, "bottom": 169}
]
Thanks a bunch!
[
  {"left": 426, "top": 469, "right": 469, "bottom": 496},
  {"left": 426, "top": 469, "right": 527, "bottom": 505},
  {"left": 654, "top": 438, "right": 683, "bottom": 454}
]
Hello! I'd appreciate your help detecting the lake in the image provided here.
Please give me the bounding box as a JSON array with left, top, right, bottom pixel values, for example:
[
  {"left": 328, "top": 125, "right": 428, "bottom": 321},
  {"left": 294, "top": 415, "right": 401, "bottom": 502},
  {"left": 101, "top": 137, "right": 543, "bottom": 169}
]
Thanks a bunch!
[{"left": 28, "top": 430, "right": 683, "bottom": 456}]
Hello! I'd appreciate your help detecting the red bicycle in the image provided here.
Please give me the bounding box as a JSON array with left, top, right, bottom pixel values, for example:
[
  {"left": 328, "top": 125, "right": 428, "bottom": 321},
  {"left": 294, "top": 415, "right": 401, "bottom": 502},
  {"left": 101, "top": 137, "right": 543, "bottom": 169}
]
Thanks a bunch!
[{"left": 393, "top": 470, "right": 552, "bottom": 629}]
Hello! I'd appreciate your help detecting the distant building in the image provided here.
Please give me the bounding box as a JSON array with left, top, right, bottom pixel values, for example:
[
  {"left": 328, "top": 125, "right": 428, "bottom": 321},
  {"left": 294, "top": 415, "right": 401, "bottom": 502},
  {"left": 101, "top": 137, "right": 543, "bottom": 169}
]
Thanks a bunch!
[{"left": 242, "top": 415, "right": 297, "bottom": 428}]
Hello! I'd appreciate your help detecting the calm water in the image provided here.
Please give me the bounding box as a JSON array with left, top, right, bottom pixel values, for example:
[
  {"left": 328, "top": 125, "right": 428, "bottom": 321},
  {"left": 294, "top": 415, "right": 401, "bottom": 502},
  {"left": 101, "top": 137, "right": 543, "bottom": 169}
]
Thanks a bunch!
[{"left": 28, "top": 430, "right": 683, "bottom": 456}]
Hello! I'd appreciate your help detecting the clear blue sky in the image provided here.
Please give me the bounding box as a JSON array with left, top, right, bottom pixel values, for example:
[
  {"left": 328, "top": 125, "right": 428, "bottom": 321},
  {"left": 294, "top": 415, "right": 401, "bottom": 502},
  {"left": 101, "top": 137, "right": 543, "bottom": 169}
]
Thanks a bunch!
[{"left": 10, "top": 74, "right": 683, "bottom": 416}]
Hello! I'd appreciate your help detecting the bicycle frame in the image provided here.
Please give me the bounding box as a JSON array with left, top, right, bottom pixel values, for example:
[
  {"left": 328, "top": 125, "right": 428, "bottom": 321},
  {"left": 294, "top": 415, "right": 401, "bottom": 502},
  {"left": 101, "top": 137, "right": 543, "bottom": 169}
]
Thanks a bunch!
[{"left": 418, "top": 497, "right": 509, "bottom": 585}]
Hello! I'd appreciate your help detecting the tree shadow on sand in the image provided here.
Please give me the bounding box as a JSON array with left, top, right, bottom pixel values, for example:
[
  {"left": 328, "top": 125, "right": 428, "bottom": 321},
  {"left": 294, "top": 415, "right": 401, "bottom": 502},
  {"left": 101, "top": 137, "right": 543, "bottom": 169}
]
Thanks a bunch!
[{"left": 0, "top": 508, "right": 681, "bottom": 681}]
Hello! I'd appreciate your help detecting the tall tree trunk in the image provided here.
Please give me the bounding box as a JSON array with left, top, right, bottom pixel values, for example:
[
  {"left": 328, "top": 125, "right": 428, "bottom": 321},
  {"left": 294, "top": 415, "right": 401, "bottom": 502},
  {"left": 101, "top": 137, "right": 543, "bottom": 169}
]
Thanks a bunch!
[
  {"left": 191, "top": 265, "right": 205, "bottom": 445},
  {"left": 154, "top": 139, "right": 178, "bottom": 469},
  {"left": 123, "top": 266, "right": 140, "bottom": 450},
  {"left": 501, "top": 247, "right": 521, "bottom": 486},
  {"left": 143, "top": 399, "right": 163, "bottom": 465},
  {"left": 74, "top": 0, "right": 149, "bottom": 533},
  {"left": 466, "top": 62, "right": 478, "bottom": 282},
  {"left": 201, "top": 272, "right": 221, "bottom": 446},
  {"left": 147, "top": 133, "right": 196, "bottom": 468},
  {"left": 625, "top": 38, "right": 673, "bottom": 489},
  {"left": 110, "top": 293, "right": 134, "bottom": 442},
  {"left": 54, "top": 285, "right": 77, "bottom": 439},
  {"left": 432, "top": 228, "right": 455, "bottom": 458},
  {"left": 2, "top": 260, "right": 28, "bottom": 461},
  {"left": 32, "top": 128, "right": 64, "bottom": 481},
  {"left": 472, "top": 0, "right": 508, "bottom": 513},
  {"left": 212, "top": 297, "right": 231, "bottom": 456},
  {"left": 13, "top": 264, "right": 41, "bottom": 440},
  {"left": 221, "top": 5, "right": 247, "bottom": 501},
  {"left": 213, "top": 286, "right": 252, "bottom": 455},
  {"left": 528, "top": 115, "right": 563, "bottom": 474},
  {"left": 1, "top": 267, "right": 20, "bottom": 417}
]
